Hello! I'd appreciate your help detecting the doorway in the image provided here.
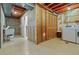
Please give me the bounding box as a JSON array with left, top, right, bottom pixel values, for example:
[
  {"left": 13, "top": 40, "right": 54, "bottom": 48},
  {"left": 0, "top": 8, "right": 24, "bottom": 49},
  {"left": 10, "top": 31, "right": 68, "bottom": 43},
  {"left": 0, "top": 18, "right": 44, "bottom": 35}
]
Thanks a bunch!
[{"left": 20, "top": 15, "right": 28, "bottom": 40}]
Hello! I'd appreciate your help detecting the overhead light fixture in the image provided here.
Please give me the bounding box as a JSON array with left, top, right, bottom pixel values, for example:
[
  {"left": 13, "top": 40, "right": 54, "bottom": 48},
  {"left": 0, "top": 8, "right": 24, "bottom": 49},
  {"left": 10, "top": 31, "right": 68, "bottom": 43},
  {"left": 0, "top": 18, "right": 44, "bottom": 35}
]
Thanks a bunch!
[
  {"left": 12, "top": 9, "right": 18, "bottom": 14},
  {"left": 67, "top": 7, "right": 71, "bottom": 10},
  {"left": 14, "top": 11, "right": 17, "bottom": 14}
]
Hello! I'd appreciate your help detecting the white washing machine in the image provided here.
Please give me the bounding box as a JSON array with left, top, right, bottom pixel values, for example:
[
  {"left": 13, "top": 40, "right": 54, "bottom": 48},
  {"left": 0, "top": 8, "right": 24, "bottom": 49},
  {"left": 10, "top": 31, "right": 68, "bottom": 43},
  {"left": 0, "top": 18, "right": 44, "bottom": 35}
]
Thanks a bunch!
[
  {"left": 75, "top": 24, "right": 79, "bottom": 43},
  {"left": 62, "top": 23, "right": 76, "bottom": 43}
]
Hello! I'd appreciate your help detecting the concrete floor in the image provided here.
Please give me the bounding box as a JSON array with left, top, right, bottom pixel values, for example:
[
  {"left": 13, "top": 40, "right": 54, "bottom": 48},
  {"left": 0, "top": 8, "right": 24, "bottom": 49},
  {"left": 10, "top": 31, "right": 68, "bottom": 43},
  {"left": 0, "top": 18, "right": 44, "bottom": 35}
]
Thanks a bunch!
[{"left": 0, "top": 36, "right": 79, "bottom": 55}]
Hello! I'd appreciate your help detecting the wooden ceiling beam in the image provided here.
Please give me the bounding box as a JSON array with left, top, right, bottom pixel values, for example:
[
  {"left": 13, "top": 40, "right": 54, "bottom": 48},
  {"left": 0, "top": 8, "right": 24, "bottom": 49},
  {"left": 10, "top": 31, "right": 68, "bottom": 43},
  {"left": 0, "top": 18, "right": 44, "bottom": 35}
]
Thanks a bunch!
[
  {"left": 38, "top": 3, "right": 59, "bottom": 14},
  {"left": 43, "top": 3, "right": 49, "bottom": 5},
  {"left": 38, "top": 3, "right": 54, "bottom": 12},
  {"left": 58, "top": 4, "right": 79, "bottom": 13},
  {"left": 54, "top": 3, "right": 73, "bottom": 11},
  {"left": 50, "top": 3, "right": 63, "bottom": 9},
  {"left": 47, "top": 3, "right": 54, "bottom": 7}
]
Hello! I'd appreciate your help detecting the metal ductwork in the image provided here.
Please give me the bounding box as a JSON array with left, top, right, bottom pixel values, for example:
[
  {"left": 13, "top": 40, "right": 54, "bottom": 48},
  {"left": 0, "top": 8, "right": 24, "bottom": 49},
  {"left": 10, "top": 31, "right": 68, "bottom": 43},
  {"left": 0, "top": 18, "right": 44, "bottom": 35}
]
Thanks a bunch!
[
  {"left": 14, "top": 3, "right": 35, "bottom": 10},
  {"left": 24, "top": 3, "right": 35, "bottom": 10},
  {"left": 2, "top": 3, "right": 35, "bottom": 17},
  {"left": 2, "top": 3, "right": 12, "bottom": 17}
]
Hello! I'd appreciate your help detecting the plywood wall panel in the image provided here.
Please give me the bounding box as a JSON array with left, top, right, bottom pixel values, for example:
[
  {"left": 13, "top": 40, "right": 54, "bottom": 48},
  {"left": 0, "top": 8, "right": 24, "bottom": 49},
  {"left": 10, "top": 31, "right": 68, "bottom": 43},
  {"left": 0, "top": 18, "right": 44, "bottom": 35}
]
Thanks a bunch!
[
  {"left": 36, "top": 4, "right": 57, "bottom": 44},
  {"left": 46, "top": 11, "right": 57, "bottom": 39},
  {"left": 45, "top": 11, "right": 49, "bottom": 40},
  {"left": 6, "top": 17, "right": 21, "bottom": 35},
  {"left": 41, "top": 7, "right": 46, "bottom": 41},
  {"left": 36, "top": 5, "right": 42, "bottom": 44}
]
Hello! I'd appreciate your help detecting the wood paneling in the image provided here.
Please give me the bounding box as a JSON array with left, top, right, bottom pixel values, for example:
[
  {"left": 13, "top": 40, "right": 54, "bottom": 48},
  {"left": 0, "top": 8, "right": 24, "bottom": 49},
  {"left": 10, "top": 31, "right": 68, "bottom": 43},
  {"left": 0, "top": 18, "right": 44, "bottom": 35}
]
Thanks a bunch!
[
  {"left": 36, "top": 5, "right": 42, "bottom": 44},
  {"left": 36, "top": 4, "right": 57, "bottom": 44},
  {"left": 46, "top": 12, "right": 57, "bottom": 39},
  {"left": 6, "top": 17, "right": 21, "bottom": 35},
  {"left": 45, "top": 11, "right": 49, "bottom": 40},
  {"left": 41, "top": 7, "right": 46, "bottom": 41}
]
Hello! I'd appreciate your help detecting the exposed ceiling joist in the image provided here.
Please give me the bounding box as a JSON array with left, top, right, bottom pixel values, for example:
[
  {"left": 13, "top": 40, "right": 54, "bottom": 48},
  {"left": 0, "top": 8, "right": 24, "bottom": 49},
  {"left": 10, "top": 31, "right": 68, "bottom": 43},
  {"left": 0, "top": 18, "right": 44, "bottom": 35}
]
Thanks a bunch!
[
  {"left": 50, "top": 3, "right": 63, "bottom": 9},
  {"left": 58, "top": 4, "right": 79, "bottom": 13},
  {"left": 54, "top": 4, "right": 71, "bottom": 11},
  {"left": 47, "top": 3, "right": 54, "bottom": 7},
  {"left": 38, "top": 3, "right": 54, "bottom": 12},
  {"left": 43, "top": 3, "right": 79, "bottom": 13},
  {"left": 38, "top": 3, "right": 58, "bottom": 14}
]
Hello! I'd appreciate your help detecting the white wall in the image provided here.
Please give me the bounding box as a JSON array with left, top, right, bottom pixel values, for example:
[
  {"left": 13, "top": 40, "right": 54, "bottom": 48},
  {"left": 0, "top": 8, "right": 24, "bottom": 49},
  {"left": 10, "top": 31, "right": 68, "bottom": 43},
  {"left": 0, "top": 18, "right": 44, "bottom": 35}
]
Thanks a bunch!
[
  {"left": 0, "top": 4, "right": 1, "bottom": 48},
  {"left": 1, "top": 7, "right": 5, "bottom": 26},
  {"left": 0, "top": 5, "right": 5, "bottom": 48},
  {"left": 21, "top": 15, "right": 24, "bottom": 37},
  {"left": 20, "top": 8, "right": 36, "bottom": 42},
  {"left": 20, "top": 10, "right": 30, "bottom": 39},
  {"left": 27, "top": 8, "right": 36, "bottom": 42},
  {"left": 58, "top": 8, "right": 79, "bottom": 32},
  {"left": 57, "top": 14, "right": 64, "bottom": 32}
]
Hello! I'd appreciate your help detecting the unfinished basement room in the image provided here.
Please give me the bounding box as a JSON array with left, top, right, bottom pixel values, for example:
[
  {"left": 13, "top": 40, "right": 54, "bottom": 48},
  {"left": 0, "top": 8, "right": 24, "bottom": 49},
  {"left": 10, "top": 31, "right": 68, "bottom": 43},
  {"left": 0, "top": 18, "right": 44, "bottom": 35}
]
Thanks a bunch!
[{"left": 1, "top": 3, "right": 79, "bottom": 55}]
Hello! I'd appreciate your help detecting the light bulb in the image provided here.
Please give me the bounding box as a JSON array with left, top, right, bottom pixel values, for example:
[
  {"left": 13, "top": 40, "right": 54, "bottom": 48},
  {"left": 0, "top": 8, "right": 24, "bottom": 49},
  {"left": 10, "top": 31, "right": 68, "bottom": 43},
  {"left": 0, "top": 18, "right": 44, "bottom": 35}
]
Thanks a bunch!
[{"left": 67, "top": 7, "right": 71, "bottom": 10}]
